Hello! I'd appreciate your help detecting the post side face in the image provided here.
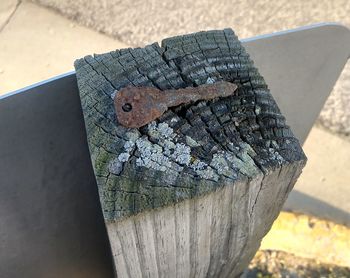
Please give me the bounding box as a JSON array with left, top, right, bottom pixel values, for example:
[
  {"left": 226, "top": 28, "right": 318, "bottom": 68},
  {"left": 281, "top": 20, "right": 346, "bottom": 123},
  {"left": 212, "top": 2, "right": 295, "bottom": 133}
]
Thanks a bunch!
[
  {"left": 0, "top": 74, "right": 115, "bottom": 278},
  {"left": 105, "top": 162, "right": 304, "bottom": 278}
]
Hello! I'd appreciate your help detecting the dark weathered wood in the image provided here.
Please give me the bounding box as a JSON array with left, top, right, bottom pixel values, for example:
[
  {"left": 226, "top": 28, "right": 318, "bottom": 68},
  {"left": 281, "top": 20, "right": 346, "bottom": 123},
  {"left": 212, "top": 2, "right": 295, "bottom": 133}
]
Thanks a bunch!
[{"left": 75, "top": 28, "right": 306, "bottom": 277}]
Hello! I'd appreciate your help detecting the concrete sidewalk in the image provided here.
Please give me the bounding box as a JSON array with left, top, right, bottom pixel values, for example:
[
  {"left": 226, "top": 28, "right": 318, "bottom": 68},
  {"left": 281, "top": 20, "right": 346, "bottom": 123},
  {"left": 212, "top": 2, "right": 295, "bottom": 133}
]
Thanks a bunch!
[
  {"left": 0, "top": 0, "right": 126, "bottom": 94},
  {"left": 1, "top": 0, "right": 350, "bottom": 266}
]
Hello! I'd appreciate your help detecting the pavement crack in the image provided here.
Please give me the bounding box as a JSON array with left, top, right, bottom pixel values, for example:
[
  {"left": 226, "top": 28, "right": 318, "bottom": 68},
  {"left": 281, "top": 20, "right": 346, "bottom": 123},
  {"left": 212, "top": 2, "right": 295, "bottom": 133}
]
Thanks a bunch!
[{"left": 0, "top": 0, "right": 21, "bottom": 33}]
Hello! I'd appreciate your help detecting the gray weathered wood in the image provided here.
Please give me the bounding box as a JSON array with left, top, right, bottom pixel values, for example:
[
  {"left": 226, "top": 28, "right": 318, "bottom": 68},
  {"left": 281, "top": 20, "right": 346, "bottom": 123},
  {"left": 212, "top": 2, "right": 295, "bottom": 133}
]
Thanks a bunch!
[{"left": 75, "top": 28, "right": 306, "bottom": 277}]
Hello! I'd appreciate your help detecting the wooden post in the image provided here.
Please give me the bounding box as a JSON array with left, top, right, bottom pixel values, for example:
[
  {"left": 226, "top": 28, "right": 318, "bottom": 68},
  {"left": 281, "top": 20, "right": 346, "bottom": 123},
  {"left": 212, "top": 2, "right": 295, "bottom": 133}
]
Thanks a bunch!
[{"left": 75, "top": 28, "right": 306, "bottom": 278}]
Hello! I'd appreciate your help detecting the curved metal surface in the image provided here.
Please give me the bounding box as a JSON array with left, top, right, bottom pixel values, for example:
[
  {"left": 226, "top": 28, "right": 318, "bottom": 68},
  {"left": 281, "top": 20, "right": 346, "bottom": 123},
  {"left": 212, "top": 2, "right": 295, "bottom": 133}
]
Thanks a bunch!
[
  {"left": 242, "top": 23, "right": 350, "bottom": 226},
  {"left": 0, "top": 74, "right": 115, "bottom": 278},
  {"left": 242, "top": 23, "right": 350, "bottom": 143},
  {"left": 1, "top": 23, "right": 350, "bottom": 277}
]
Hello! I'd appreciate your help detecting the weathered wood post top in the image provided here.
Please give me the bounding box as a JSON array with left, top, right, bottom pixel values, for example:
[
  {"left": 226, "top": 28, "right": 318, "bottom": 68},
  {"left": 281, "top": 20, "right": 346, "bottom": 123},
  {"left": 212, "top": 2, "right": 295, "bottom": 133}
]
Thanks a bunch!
[{"left": 74, "top": 28, "right": 306, "bottom": 278}]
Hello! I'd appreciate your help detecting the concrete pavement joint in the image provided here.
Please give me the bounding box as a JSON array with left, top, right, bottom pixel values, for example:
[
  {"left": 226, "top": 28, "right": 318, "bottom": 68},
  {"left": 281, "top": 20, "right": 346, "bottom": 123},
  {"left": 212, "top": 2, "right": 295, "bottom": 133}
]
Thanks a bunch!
[{"left": 0, "top": 0, "right": 21, "bottom": 33}]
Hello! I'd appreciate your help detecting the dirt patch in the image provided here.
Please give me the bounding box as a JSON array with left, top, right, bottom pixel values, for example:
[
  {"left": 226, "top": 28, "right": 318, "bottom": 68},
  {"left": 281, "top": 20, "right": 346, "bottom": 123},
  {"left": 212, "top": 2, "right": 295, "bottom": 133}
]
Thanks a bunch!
[{"left": 245, "top": 250, "right": 350, "bottom": 278}]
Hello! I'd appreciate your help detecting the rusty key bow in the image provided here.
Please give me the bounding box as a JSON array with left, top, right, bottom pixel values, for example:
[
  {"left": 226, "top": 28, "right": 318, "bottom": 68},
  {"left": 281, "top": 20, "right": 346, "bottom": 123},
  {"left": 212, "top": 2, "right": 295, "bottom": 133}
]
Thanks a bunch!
[{"left": 114, "top": 81, "right": 238, "bottom": 128}]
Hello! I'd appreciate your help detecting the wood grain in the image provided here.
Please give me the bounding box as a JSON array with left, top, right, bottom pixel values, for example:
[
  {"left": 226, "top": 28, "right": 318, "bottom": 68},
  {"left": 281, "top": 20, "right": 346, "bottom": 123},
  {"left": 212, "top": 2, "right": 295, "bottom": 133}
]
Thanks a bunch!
[{"left": 106, "top": 162, "right": 303, "bottom": 277}]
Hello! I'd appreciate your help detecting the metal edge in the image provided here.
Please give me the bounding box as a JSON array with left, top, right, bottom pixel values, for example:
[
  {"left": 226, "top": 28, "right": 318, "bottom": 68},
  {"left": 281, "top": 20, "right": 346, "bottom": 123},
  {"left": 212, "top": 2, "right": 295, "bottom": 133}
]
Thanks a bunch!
[
  {"left": 241, "top": 22, "right": 350, "bottom": 46},
  {"left": 3, "top": 22, "right": 349, "bottom": 101}
]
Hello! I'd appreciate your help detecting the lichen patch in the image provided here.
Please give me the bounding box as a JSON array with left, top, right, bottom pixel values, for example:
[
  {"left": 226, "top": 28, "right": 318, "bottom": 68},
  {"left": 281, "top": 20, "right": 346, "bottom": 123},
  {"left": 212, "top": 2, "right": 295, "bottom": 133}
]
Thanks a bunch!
[{"left": 109, "top": 121, "right": 264, "bottom": 182}]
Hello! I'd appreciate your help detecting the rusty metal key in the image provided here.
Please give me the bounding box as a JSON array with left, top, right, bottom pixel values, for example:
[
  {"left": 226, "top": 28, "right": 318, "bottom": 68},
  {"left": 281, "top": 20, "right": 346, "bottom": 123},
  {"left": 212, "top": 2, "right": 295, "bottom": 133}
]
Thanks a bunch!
[{"left": 114, "top": 81, "right": 238, "bottom": 128}]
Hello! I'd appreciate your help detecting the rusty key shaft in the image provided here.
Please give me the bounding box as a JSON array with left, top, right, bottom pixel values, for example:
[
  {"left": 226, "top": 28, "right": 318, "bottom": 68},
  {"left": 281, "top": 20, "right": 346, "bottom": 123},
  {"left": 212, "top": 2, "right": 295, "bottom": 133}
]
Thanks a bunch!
[{"left": 114, "top": 81, "right": 238, "bottom": 128}]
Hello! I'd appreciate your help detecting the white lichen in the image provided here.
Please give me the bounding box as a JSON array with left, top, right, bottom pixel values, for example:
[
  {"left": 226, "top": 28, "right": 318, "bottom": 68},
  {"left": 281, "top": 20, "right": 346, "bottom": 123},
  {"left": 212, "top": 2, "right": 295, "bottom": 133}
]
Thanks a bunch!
[
  {"left": 124, "top": 141, "right": 135, "bottom": 152},
  {"left": 195, "top": 167, "right": 218, "bottom": 181},
  {"left": 113, "top": 121, "right": 266, "bottom": 182},
  {"left": 186, "top": 135, "right": 201, "bottom": 147},
  {"left": 110, "top": 91, "right": 117, "bottom": 99},
  {"left": 191, "top": 160, "right": 207, "bottom": 171},
  {"left": 108, "top": 158, "right": 123, "bottom": 175},
  {"left": 135, "top": 137, "right": 175, "bottom": 172},
  {"left": 190, "top": 159, "right": 218, "bottom": 181},
  {"left": 170, "top": 117, "right": 179, "bottom": 123},
  {"left": 118, "top": 152, "right": 130, "bottom": 162},
  {"left": 210, "top": 152, "right": 237, "bottom": 179},
  {"left": 206, "top": 77, "right": 216, "bottom": 84},
  {"left": 125, "top": 130, "right": 141, "bottom": 142},
  {"left": 228, "top": 143, "right": 261, "bottom": 177},
  {"left": 172, "top": 143, "right": 191, "bottom": 166},
  {"left": 147, "top": 121, "right": 175, "bottom": 140},
  {"left": 108, "top": 131, "right": 140, "bottom": 175},
  {"left": 268, "top": 148, "right": 284, "bottom": 163},
  {"left": 254, "top": 106, "right": 261, "bottom": 115},
  {"left": 163, "top": 140, "right": 176, "bottom": 156},
  {"left": 211, "top": 152, "right": 229, "bottom": 173}
]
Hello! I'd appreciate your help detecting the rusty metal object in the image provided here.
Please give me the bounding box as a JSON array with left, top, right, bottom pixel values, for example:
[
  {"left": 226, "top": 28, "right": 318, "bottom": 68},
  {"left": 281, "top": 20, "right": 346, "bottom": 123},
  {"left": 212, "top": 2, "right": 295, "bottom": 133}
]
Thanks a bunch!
[{"left": 114, "top": 81, "right": 238, "bottom": 128}]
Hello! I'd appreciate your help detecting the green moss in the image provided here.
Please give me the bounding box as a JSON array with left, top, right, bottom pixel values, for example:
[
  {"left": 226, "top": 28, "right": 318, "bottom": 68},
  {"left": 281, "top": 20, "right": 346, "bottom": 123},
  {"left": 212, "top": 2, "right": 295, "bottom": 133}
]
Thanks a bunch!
[{"left": 94, "top": 149, "right": 113, "bottom": 177}]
